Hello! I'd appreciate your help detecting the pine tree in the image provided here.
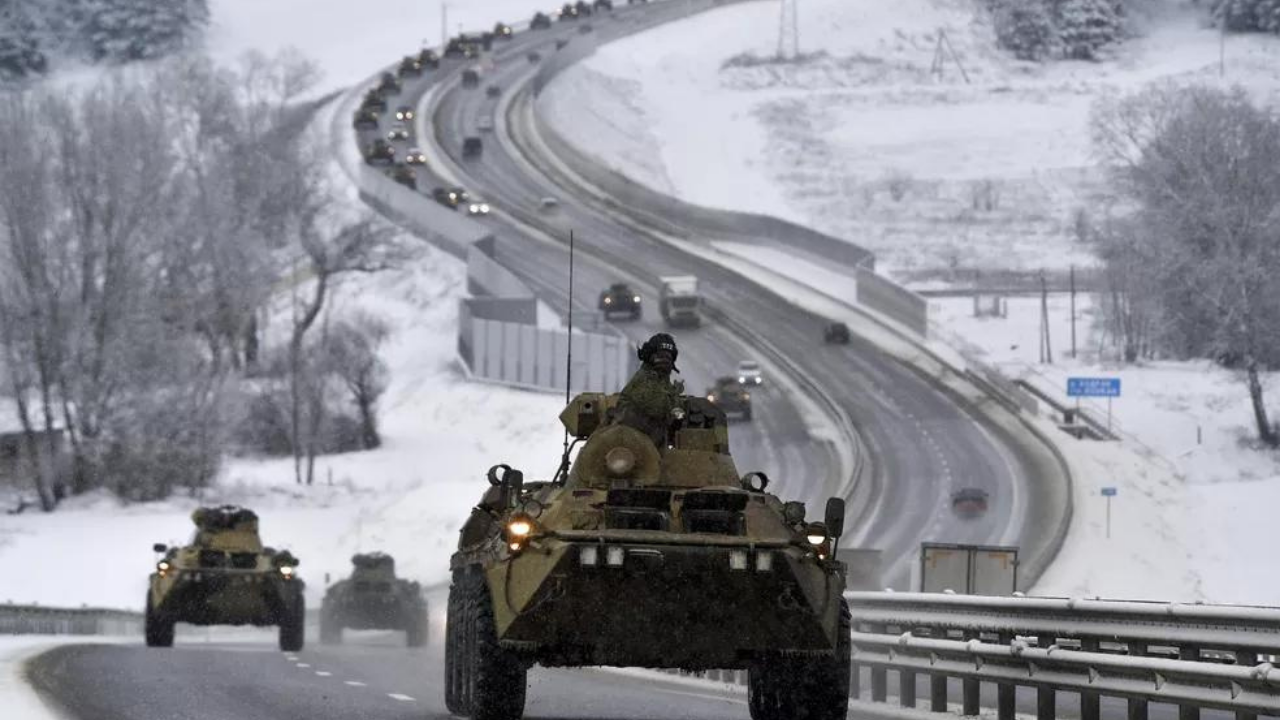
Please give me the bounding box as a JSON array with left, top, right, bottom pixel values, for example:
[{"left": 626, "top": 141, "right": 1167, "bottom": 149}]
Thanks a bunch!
[
  {"left": 1058, "top": 0, "right": 1121, "bottom": 60},
  {"left": 1214, "top": 0, "right": 1264, "bottom": 32},
  {"left": 82, "top": 0, "right": 210, "bottom": 62},
  {"left": 994, "top": 0, "right": 1056, "bottom": 61},
  {"left": 0, "top": 0, "right": 48, "bottom": 79}
]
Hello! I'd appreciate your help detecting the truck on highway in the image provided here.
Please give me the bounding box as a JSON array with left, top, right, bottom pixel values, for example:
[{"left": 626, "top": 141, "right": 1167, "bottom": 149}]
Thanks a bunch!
[{"left": 658, "top": 275, "right": 701, "bottom": 327}]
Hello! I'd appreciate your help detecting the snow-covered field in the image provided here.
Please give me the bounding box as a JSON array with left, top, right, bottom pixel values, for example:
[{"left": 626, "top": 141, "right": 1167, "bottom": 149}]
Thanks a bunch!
[
  {"left": 542, "top": 0, "right": 1280, "bottom": 281},
  {"left": 0, "top": 94, "right": 564, "bottom": 611}
]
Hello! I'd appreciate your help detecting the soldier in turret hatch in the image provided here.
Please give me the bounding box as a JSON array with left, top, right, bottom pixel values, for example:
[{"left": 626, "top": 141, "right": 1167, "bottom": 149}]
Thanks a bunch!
[{"left": 614, "top": 333, "right": 684, "bottom": 448}]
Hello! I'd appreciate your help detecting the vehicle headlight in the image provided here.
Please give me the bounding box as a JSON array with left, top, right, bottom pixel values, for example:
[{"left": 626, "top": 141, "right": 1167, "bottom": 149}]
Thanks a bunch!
[
  {"left": 633, "top": 295, "right": 641, "bottom": 303},
  {"left": 603, "top": 297, "right": 612, "bottom": 304},
  {"left": 805, "top": 522, "right": 828, "bottom": 547},
  {"left": 469, "top": 204, "right": 479, "bottom": 212},
  {"left": 157, "top": 561, "right": 170, "bottom": 574},
  {"left": 743, "top": 392, "right": 750, "bottom": 400},
  {"left": 506, "top": 515, "right": 535, "bottom": 551},
  {"left": 738, "top": 376, "right": 746, "bottom": 384},
  {"left": 279, "top": 565, "right": 296, "bottom": 578},
  {"left": 706, "top": 393, "right": 716, "bottom": 402},
  {"left": 480, "top": 203, "right": 490, "bottom": 212}
]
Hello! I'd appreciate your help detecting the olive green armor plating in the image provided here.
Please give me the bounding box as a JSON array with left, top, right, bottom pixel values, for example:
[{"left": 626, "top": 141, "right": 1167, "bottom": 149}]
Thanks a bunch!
[
  {"left": 445, "top": 391, "right": 852, "bottom": 720},
  {"left": 320, "top": 552, "right": 429, "bottom": 647},
  {"left": 145, "top": 506, "right": 305, "bottom": 651}
]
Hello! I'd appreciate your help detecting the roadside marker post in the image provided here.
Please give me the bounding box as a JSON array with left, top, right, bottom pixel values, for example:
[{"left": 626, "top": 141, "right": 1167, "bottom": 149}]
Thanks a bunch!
[{"left": 1101, "top": 487, "right": 1117, "bottom": 539}]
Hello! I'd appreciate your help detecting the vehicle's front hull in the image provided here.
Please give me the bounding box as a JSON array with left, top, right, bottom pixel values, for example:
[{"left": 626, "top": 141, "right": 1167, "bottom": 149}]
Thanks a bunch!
[{"left": 151, "top": 570, "right": 302, "bottom": 627}]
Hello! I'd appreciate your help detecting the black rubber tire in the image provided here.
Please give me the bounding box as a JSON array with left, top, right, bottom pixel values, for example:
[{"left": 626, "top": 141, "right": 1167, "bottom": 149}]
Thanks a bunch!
[
  {"left": 406, "top": 607, "right": 428, "bottom": 648},
  {"left": 144, "top": 590, "right": 175, "bottom": 648},
  {"left": 632, "top": 307, "right": 642, "bottom": 321},
  {"left": 319, "top": 604, "right": 342, "bottom": 645},
  {"left": 278, "top": 591, "right": 305, "bottom": 652},
  {"left": 444, "top": 577, "right": 468, "bottom": 715},
  {"left": 749, "top": 599, "right": 850, "bottom": 720},
  {"left": 463, "top": 571, "right": 526, "bottom": 720}
]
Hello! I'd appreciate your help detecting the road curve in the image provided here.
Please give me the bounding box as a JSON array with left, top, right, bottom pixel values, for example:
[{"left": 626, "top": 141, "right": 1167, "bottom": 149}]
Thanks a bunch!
[{"left": 421, "top": 7, "right": 1046, "bottom": 589}]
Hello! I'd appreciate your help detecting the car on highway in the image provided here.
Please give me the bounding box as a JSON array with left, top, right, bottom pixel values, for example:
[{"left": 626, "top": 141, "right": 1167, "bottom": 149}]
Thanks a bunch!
[
  {"left": 476, "top": 116, "right": 494, "bottom": 132},
  {"left": 531, "top": 11, "right": 552, "bottom": 29},
  {"left": 824, "top": 321, "right": 851, "bottom": 344},
  {"left": 432, "top": 186, "right": 469, "bottom": 209},
  {"left": 595, "top": 0, "right": 615, "bottom": 9},
  {"left": 494, "top": 21, "right": 514, "bottom": 39},
  {"left": 320, "top": 553, "right": 428, "bottom": 647},
  {"left": 376, "top": 71, "right": 401, "bottom": 94},
  {"left": 417, "top": 48, "right": 440, "bottom": 68},
  {"left": 736, "top": 359, "right": 763, "bottom": 386},
  {"left": 351, "top": 107, "right": 379, "bottom": 130},
  {"left": 404, "top": 147, "right": 427, "bottom": 165},
  {"left": 466, "top": 199, "right": 492, "bottom": 216},
  {"left": 387, "top": 124, "right": 411, "bottom": 142},
  {"left": 443, "top": 37, "right": 472, "bottom": 59},
  {"left": 146, "top": 506, "right": 304, "bottom": 651},
  {"left": 951, "top": 487, "right": 990, "bottom": 519},
  {"left": 558, "top": 2, "right": 580, "bottom": 20},
  {"left": 461, "top": 68, "right": 480, "bottom": 88},
  {"left": 462, "top": 136, "right": 483, "bottom": 159},
  {"left": 706, "top": 376, "right": 753, "bottom": 421},
  {"left": 390, "top": 165, "right": 417, "bottom": 190},
  {"left": 539, "top": 196, "right": 560, "bottom": 212},
  {"left": 485, "top": 84, "right": 501, "bottom": 98},
  {"left": 397, "top": 55, "right": 424, "bottom": 77},
  {"left": 394, "top": 105, "right": 414, "bottom": 122},
  {"left": 364, "top": 139, "right": 395, "bottom": 165},
  {"left": 527, "top": 50, "right": 542, "bottom": 64},
  {"left": 598, "top": 282, "right": 642, "bottom": 320}
]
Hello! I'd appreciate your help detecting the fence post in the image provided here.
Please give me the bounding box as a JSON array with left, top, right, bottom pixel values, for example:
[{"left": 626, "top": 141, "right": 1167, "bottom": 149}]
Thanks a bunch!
[
  {"left": 1037, "top": 634, "right": 1056, "bottom": 720},
  {"left": 998, "top": 632, "right": 1016, "bottom": 720},
  {"left": 962, "top": 630, "right": 980, "bottom": 716},
  {"left": 930, "top": 673, "right": 947, "bottom": 712},
  {"left": 1235, "top": 650, "right": 1258, "bottom": 720},
  {"left": 1080, "top": 638, "right": 1100, "bottom": 720},
  {"left": 1128, "top": 641, "right": 1149, "bottom": 720},
  {"left": 870, "top": 624, "right": 887, "bottom": 703},
  {"left": 899, "top": 667, "right": 916, "bottom": 708},
  {"left": 1178, "top": 646, "right": 1201, "bottom": 720}
]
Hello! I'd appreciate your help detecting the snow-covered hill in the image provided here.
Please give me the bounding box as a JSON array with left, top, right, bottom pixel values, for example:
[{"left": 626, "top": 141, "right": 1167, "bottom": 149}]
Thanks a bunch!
[{"left": 542, "top": 0, "right": 1280, "bottom": 281}]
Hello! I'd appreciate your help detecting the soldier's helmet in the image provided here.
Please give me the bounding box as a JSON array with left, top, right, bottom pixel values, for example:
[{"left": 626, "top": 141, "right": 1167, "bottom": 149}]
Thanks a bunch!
[{"left": 637, "top": 333, "right": 678, "bottom": 369}]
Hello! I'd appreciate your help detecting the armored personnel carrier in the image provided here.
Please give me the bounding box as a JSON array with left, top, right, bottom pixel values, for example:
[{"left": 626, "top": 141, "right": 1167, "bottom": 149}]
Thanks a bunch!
[
  {"left": 146, "top": 506, "right": 304, "bottom": 651},
  {"left": 445, "top": 393, "right": 851, "bottom": 720},
  {"left": 320, "top": 552, "right": 428, "bottom": 646}
]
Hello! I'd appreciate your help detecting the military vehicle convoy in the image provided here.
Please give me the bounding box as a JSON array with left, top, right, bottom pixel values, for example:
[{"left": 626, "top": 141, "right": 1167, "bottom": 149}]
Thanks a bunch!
[
  {"left": 598, "top": 282, "right": 642, "bottom": 320},
  {"left": 706, "top": 376, "right": 753, "bottom": 421},
  {"left": 146, "top": 506, "right": 304, "bottom": 651},
  {"left": 445, "top": 393, "right": 851, "bottom": 720},
  {"left": 320, "top": 552, "right": 429, "bottom": 647},
  {"left": 659, "top": 275, "right": 702, "bottom": 327}
]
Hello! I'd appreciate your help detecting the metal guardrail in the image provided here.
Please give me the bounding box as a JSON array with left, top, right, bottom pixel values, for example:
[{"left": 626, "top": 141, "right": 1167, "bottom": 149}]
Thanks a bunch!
[
  {"left": 846, "top": 592, "right": 1280, "bottom": 720},
  {"left": 0, "top": 604, "right": 144, "bottom": 636}
]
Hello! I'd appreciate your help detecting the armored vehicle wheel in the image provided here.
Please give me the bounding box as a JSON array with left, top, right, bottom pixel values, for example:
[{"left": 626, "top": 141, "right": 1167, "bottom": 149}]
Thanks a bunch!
[
  {"left": 278, "top": 591, "right": 306, "bottom": 652},
  {"left": 406, "top": 607, "right": 428, "bottom": 648},
  {"left": 458, "top": 570, "right": 526, "bottom": 720},
  {"left": 319, "top": 605, "right": 342, "bottom": 645},
  {"left": 444, "top": 579, "right": 467, "bottom": 714},
  {"left": 748, "top": 599, "right": 850, "bottom": 720},
  {"left": 144, "top": 591, "right": 174, "bottom": 648},
  {"left": 631, "top": 307, "right": 641, "bottom": 320}
]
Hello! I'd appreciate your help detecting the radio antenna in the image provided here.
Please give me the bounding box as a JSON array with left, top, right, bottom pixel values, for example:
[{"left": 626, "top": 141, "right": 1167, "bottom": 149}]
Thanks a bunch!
[{"left": 557, "top": 229, "right": 576, "bottom": 484}]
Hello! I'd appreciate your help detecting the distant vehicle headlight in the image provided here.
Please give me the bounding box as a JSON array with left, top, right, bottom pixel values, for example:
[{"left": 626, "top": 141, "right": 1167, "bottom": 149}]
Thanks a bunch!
[
  {"left": 633, "top": 295, "right": 640, "bottom": 303},
  {"left": 603, "top": 297, "right": 612, "bottom": 304},
  {"left": 279, "top": 565, "right": 296, "bottom": 578},
  {"left": 738, "top": 376, "right": 746, "bottom": 384},
  {"left": 706, "top": 393, "right": 716, "bottom": 402},
  {"left": 480, "top": 203, "right": 490, "bottom": 213}
]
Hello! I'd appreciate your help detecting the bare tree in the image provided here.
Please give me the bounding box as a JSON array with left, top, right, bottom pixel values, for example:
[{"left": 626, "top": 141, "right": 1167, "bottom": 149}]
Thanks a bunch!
[
  {"left": 326, "top": 314, "right": 390, "bottom": 450},
  {"left": 1093, "top": 83, "right": 1280, "bottom": 445}
]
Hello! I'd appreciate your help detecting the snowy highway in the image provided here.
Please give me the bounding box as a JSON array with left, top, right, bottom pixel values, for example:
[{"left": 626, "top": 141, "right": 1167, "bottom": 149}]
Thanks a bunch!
[{"left": 405, "top": 3, "right": 1060, "bottom": 589}]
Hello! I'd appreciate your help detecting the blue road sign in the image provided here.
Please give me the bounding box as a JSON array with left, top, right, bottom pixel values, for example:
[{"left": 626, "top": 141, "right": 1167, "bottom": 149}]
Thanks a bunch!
[
  {"left": 1068, "top": 377, "right": 1121, "bottom": 398},
  {"left": 1101, "top": 487, "right": 1117, "bottom": 497}
]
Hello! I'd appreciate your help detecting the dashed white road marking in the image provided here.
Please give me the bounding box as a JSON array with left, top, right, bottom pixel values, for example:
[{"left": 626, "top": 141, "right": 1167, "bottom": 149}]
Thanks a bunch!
[
  {"left": 388, "top": 693, "right": 416, "bottom": 702},
  {"left": 285, "top": 656, "right": 299, "bottom": 662},
  {"left": 296, "top": 663, "right": 311, "bottom": 668},
  {"left": 345, "top": 680, "right": 367, "bottom": 687},
  {"left": 316, "top": 671, "right": 332, "bottom": 677}
]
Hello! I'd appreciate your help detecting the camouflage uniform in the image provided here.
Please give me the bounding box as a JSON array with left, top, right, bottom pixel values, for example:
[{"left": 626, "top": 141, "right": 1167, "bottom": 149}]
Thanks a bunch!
[{"left": 615, "top": 363, "right": 684, "bottom": 448}]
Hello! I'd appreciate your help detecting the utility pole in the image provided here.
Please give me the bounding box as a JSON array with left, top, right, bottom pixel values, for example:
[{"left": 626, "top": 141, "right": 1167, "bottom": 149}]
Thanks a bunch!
[
  {"left": 777, "top": 0, "right": 799, "bottom": 60},
  {"left": 1070, "top": 265, "right": 1077, "bottom": 360},
  {"left": 1039, "top": 270, "right": 1052, "bottom": 364}
]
